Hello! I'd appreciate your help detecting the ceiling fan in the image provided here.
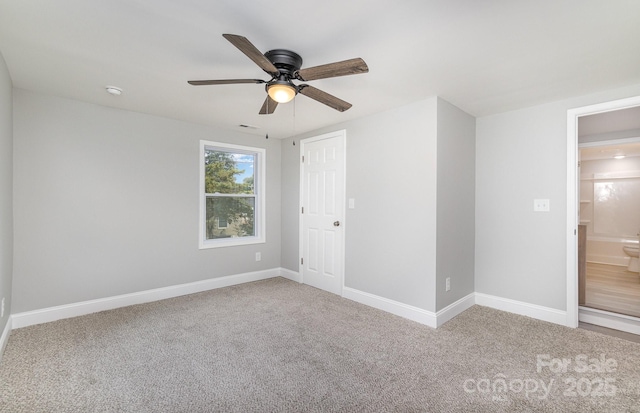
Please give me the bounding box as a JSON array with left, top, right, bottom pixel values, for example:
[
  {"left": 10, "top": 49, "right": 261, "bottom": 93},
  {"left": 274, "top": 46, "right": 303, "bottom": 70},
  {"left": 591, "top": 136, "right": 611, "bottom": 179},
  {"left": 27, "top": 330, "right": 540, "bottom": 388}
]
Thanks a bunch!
[{"left": 188, "top": 34, "right": 369, "bottom": 115}]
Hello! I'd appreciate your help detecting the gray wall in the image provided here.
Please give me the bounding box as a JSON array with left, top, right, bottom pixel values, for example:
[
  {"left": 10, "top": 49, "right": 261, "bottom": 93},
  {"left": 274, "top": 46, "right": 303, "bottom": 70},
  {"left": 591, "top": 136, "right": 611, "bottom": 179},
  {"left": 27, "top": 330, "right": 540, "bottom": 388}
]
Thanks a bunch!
[
  {"left": 435, "top": 98, "right": 476, "bottom": 311},
  {"left": 282, "top": 98, "right": 440, "bottom": 312},
  {"left": 12, "top": 89, "right": 281, "bottom": 313},
  {"left": 279, "top": 137, "right": 300, "bottom": 272},
  {"left": 0, "top": 52, "right": 12, "bottom": 333},
  {"left": 10, "top": 74, "right": 640, "bottom": 322},
  {"left": 475, "top": 83, "right": 640, "bottom": 311}
]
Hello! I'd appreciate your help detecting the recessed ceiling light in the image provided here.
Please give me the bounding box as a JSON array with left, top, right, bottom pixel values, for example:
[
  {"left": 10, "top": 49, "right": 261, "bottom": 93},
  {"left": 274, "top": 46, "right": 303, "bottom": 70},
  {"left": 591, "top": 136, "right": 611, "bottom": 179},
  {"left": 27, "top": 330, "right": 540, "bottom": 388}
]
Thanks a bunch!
[
  {"left": 614, "top": 155, "right": 626, "bottom": 159},
  {"left": 105, "top": 86, "right": 122, "bottom": 96}
]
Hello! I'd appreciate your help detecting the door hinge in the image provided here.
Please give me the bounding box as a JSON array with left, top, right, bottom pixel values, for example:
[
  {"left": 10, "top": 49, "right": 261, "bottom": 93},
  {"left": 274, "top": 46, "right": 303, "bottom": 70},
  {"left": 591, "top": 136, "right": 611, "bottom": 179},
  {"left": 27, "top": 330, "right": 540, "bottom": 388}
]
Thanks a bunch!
[
  {"left": 301, "top": 206, "right": 304, "bottom": 214},
  {"left": 301, "top": 257, "right": 304, "bottom": 265},
  {"left": 302, "top": 155, "right": 304, "bottom": 163}
]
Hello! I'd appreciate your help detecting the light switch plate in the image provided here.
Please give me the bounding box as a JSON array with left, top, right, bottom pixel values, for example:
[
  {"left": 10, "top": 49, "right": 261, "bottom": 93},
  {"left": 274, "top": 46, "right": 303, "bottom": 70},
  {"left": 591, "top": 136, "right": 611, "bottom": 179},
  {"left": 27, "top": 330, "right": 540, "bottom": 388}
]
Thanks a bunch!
[{"left": 534, "top": 199, "right": 550, "bottom": 212}]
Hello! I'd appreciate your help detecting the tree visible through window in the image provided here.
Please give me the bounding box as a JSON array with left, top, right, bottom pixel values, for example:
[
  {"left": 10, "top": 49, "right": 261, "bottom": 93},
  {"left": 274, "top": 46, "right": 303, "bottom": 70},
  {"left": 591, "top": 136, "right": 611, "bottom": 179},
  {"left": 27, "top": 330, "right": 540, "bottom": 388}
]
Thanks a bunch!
[{"left": 200, "top": 141, "right": 265, "bottom": 248}]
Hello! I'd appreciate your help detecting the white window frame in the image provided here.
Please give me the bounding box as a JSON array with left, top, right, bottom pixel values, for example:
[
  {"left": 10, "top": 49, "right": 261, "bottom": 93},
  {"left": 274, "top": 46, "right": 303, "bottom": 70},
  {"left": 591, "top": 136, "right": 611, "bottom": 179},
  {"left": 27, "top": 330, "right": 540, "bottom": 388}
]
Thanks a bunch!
[{"left": 199, "top": 140, "right": 266, "bottom": 249}]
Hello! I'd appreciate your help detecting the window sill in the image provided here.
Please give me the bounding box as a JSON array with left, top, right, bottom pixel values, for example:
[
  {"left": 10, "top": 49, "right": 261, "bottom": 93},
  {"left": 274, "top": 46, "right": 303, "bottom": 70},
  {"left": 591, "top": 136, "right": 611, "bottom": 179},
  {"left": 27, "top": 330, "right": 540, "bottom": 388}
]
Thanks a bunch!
[{"left": 199, "top": 236, "right": 265, "bottom": 249}]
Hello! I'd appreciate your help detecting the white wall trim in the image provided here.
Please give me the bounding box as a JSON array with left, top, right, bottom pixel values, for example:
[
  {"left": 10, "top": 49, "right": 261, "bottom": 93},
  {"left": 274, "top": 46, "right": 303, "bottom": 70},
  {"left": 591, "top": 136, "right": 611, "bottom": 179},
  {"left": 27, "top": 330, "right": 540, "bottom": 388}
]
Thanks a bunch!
[
  {"left": 475, "top": 292, "right": 568, "bottom": 326},
  {"left": 11, "top": 268, "right": 283, "bottom": 329},
  {"left": 435, "top": 293, "right": 476, "bottom": 327},
  {"left": 6, "top": 268, "right": 609, "bottom": 358},
  {"left": 342, "top": 287, "right": 438, "bottom": 328},
  {"left": 567, "top": 106, "right": 579, "bottom": 328},
  {"left": 579, "top": 306, "right": 640, "bottom": 336},
  {"left": 279, "top": 268, "right": 301, "bottom": 283},
  {"left": 0, "top": 317, "right": 12, "bottom": 364},
  {"left": 342, "top": 287, "right": 572, "bottom": 329},
  {"left": 587, "top": 256, "right": 629, "bottom": 267}
]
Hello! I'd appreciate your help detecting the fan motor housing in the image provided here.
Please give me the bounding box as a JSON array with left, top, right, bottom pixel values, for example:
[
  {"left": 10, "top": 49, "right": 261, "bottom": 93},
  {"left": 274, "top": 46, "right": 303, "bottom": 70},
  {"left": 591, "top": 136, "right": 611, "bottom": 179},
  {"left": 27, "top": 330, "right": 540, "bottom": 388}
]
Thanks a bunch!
[{"left": 264, "top": 49, "right": 303, "bottom": 75}]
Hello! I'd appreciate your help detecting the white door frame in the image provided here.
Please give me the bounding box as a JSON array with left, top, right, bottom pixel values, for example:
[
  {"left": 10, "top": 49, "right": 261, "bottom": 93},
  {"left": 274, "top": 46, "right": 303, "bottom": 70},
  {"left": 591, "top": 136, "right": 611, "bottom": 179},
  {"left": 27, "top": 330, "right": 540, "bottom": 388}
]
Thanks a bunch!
[
  {"left": 299, "top": 129, "right": 347, "bottom": 294},
  {"left": 566, "top": 95, "right": 640, "bottom": 328}
]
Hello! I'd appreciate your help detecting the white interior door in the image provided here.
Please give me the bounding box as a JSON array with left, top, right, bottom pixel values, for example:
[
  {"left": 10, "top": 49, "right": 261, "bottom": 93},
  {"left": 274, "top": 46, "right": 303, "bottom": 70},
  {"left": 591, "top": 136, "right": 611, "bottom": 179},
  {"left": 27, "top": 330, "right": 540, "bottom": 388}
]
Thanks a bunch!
[{"left": 300, "top": 131, "right": 345, "bottom": 295}]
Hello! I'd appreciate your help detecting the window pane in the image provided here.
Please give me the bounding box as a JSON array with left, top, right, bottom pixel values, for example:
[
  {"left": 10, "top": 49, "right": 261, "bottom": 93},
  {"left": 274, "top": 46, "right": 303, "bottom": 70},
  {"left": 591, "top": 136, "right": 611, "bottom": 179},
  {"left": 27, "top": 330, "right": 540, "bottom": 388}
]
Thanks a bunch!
[
  {"left": 205, "top": 197, "right": 255, "bottom": 239},
  {"left": 199, "top": 140, "right": 264, "bottom": 249},
  {"left": 204, "top": 149, "right": 255, "bottom": 195}
]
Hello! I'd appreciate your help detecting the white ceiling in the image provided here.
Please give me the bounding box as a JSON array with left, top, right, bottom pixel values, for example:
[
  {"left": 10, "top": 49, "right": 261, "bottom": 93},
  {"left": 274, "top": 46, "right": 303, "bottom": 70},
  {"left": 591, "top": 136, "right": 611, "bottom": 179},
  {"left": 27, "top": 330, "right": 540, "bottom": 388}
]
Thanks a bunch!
[{"left": 1, "top": 0, "right": 640, "bottom": 139}]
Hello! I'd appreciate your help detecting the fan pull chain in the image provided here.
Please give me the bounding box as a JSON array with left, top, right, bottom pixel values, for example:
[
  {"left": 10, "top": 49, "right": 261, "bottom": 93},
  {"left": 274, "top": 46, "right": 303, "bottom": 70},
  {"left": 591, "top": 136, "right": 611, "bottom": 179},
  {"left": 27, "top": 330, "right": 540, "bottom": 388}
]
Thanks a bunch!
[{"left": 292, "top": 97, "right": 297, "bottom": 138}]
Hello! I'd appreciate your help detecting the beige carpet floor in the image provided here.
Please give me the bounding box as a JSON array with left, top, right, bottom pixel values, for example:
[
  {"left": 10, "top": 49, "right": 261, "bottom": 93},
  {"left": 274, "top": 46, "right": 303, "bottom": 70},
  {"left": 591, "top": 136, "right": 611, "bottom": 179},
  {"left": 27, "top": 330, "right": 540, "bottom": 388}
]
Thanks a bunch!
[{"left": 1, "top": 277, "right": 639, "bottom": 412}]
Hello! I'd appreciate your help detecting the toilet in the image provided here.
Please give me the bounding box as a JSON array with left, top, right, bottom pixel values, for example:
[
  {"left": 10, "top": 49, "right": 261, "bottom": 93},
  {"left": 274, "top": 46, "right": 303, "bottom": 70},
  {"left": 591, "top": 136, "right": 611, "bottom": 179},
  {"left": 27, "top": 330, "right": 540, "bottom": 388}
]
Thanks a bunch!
[{"left": 623, "top": 245, "right": 639, "bottom": 273}]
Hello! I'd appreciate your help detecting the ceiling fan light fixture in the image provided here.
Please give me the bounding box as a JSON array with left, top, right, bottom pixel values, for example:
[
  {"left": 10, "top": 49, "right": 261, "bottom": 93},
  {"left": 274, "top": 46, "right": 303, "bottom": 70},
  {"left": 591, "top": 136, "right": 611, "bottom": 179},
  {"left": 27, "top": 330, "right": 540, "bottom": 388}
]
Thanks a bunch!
[
  {"left": 188, "top": 34, "right": 368, "bottom": 114},
  {"left": 267, "top": 82, "right": 296, "bottom": 103}
]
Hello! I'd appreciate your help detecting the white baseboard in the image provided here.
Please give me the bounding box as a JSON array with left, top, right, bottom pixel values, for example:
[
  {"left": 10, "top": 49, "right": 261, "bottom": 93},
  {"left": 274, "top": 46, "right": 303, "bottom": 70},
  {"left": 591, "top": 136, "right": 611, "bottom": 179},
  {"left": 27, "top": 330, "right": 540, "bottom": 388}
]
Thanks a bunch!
[
  {"left": 587, "top": 256, "right": 628, "bottom": 267},
  {"left": 11, "top": 268, "right": 284, "bottom": 329},
  {"left": 0, "top": 317, "right": 12, "bottom": 364},
  {"left": 5, "top": 269, "right": 578, "bottom": 342},
  {"left": 279, "top": 268, "right": 301, "bottom": 283},
  {"left": 579, "top": 306, "right": 640, "bottom": 335},
  {"left": 475, "top": 292, "right": 568, "bottom": 326},
  {"left": 341, "top": 288, "right": 476, "bottom": 328},
  {"left": 341, "top": 288, "right": 567, "bottom": 329},
  {"left": 342, "top": 287, "right": 438, "bottom": 328},
  {"left": 436, "top": 293, "right": 476, "bottom": 327}
]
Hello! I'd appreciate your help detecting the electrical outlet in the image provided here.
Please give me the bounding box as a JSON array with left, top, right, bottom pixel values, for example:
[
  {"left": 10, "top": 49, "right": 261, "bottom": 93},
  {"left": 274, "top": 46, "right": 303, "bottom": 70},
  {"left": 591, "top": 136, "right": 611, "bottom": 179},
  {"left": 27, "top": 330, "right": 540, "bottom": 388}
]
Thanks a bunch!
[
  {"left": 533, "top": 199, "right": 550, "bottom": 212},
  {"left": 1, "top": 297, "right": 4, "bottom": 318},
  {"left": 445, "top": 278, "right": 451, "bottom": 292},
  {"left": 255, "top": 252, "right": 261, "bottom": 262}
]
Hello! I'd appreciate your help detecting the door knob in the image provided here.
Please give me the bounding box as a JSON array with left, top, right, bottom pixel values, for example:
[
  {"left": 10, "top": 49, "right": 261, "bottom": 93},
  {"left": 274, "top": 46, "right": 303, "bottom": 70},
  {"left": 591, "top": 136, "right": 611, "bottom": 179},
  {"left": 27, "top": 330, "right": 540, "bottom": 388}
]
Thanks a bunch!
[{"left": 333, "top": 221, "right": 340, "bottom": 227}]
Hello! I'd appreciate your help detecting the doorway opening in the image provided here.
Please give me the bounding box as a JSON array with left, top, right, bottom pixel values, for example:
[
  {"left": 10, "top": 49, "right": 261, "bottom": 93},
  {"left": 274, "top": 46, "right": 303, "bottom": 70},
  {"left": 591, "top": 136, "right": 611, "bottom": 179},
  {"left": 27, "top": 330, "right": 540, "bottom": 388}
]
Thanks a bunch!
[
  {"left": 579, "top": 139, "right": 640, "bottom": 319},
  {"left": 567, "top": 97, "right": 640, "bottom": 335}
]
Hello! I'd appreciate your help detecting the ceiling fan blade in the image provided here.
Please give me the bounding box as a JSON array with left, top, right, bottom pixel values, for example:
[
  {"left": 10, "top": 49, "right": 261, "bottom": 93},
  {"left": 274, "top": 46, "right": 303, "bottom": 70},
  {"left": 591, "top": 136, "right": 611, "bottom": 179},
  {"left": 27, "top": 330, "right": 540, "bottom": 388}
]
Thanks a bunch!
[
  {"left": 298, "top": 85, "right": 352, "bottom": 112},
  {"left": 296, "top": 58, "right": 368, "bottom": 81},
  {"left": 188, "top": 79, "right": 265, "bottom": 86},
  {"left": 259, "top": 96, "right": 278, "bottom": 115},
  {"left": 222, "top": 34, "right": 280, "bottom": 76}
]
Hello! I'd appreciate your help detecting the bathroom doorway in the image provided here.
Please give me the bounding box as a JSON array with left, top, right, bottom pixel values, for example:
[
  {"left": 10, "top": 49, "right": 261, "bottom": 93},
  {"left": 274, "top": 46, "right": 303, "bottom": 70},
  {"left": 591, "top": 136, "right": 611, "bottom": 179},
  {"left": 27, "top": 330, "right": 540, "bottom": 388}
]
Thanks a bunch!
[
  {"left": 569, "top": 102, "right": 640, "bottom": 334},
  {"left": 578, "top": 140, "right": 640, "bottom": 318}
]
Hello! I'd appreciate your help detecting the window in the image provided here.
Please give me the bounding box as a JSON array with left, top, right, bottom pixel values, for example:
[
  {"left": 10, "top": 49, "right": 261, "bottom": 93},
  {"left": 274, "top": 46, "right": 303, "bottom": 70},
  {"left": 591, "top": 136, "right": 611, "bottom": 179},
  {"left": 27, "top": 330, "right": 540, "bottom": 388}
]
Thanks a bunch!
[{"left": 199, "top": 140, "right": 265, "bottom": 248}]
